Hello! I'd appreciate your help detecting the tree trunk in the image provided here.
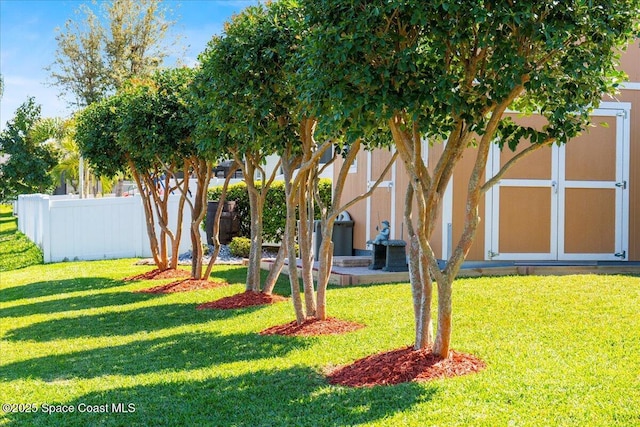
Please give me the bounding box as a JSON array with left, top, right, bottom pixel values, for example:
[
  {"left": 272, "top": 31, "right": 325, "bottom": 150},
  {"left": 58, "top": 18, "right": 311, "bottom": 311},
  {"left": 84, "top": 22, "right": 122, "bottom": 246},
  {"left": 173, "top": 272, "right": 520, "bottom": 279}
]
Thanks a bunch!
[
  {"left": 262, "top": 242, "right": 286, "bottom": 295},
  {"left": 144, "top": 172, "right": 172, "bottom": 269},
  {"left": 130, "top": 164, "right": 166, "bottom": 270},
  {"left": 314, "top": 140, "right": 394, "bottom": 321},
  {"left": 247, "top": 209, "right": 264, "bottom": 292},
  {"left": 298, "top": 172, "right": 316, "bottom": 317},
  {"left": 283, "top": 153, "right": 306, "bottom": 324},
  {"left": 246, "top": 184, "right": 263, "bottom": 292},
  {"left": 204, "top": 161, "right": 239, "bottom": 279},
  {"left": 315, "top": 220, "right": 335, "bottom": 320},
  {"left": 286, "top": 212, "right": 305, "bottom": 324},
  {"left": 433, "top": 274, "right": 453, "bottom": 357},
  {"left": 172, "top": 167, "right": 189, "bottom": 270},
  {"left": 404, "top": 183, "right": 434, "bottom": 349},
  {"left": 164, "top": 172, "right": 184, "bottom": 270},
  {"left": 389, "top": 117, "right": 445, "bottom": 354},
  {"left": 190, "top": 225, "right": 202, "bottom": 278},
  {"left": 408, "top": 230, "right": 433, "bottom": 350},
  {"left": 189, "top": 159, "right": 211, "bottom": 280}
]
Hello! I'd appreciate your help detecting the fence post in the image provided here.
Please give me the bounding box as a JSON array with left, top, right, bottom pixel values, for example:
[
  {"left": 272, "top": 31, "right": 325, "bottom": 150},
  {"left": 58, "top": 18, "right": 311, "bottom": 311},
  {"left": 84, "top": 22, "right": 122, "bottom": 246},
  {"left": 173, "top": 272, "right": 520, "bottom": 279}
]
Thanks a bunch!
[{"left": 40, "top": 195, "right": 52, "bottom": 263}]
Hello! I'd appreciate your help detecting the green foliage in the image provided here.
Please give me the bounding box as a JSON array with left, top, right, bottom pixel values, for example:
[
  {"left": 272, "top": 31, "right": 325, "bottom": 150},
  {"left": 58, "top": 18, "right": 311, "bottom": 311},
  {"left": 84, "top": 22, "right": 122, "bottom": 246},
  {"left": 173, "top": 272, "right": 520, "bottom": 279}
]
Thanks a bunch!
[
  {"left": 75, "top": 95, "right": 128, "bottom": 178},
  {"left": 51, "top": 118, "right": 81, "bottom": 193},
  {"left": 228, "top": 236, "right": 252, "bottom": 258},
  {"left": 0, "top": 98, "right": 60, "bottom": 202},
  {"left": 0, "top": 205, "right": 43, "bottom": 271},
  {"left": 300, "top": 0, "right": 640, "bottom": 147},
  {"left": 300, "top": 0, "right": 640, "bottom": 352},
  {"left": 76, "top": 68, "right": 196, "bottom": 178},
  {"left": 49, "top": 0, "right": 176, "bottom": 108},
  {"left": 194, "top": 0, "right": 304, "bottom": 158},
  {"left": 1, "top": 261, "right": 639, "bottom": 426},
  {"left": 208, "top": 178, "right": 332, "bottom": 242},
  {"left": 117, "top": 68, "right": 197, "bottom": 171}
]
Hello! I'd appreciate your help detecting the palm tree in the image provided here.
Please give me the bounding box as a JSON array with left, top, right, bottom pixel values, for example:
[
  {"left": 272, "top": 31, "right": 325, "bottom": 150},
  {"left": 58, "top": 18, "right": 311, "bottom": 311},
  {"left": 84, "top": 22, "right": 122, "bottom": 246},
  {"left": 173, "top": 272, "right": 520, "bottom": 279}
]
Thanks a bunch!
[
  {"left": 51, "top": 120, "right": 80, "bottom": 193},
  {"left": 31, "top": 117, "right": 120, "bottom": 196}
]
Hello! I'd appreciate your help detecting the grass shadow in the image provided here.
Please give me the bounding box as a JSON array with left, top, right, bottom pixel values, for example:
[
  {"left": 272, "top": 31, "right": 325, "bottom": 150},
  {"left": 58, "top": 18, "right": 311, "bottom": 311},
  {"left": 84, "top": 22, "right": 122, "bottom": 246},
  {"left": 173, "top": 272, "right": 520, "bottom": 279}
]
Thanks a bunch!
[
  {"left": 0, "top": 278, "right": 127, "bottom": 303},
  {"left": 4, "top": 302, "right": 259, "bottom": 342},
  {"left": 0, "top": 331, "right": 309, "bottom": 382},
  {"left": 209, "top": 265, "right": 293, "bottom": 297},
  {"left": 3, "top": 367, "right": 436, "bottom": 427},
  {"left": 0, "top": 291, "right": 159, "bottom": 318}
]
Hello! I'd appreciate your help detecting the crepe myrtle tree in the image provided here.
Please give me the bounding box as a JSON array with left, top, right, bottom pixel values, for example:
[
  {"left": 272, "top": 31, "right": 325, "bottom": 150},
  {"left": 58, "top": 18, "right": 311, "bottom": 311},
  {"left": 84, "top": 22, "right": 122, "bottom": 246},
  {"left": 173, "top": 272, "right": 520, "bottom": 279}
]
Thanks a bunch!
[
  {"left": 196, "top": 0, "right": 330, "bottom": 314},
  {"left": 118, "top": 68, "right": 215, "bottom": 280},
  {"left": 197, "top": 0, "right": 337, "bottom": 323},
  {"left": 75, "top": 94, "right": 172, "bottom": 270},
  {"left": 195, "top": 4, "right": 287, "bottom": 294},
  {"left": 301, "top": 0, "right": 640, "bottom": 357},
  {"left": 200, "top": 0, "right": 398, "bottom": 323},
  {"left": 76, "top": 69, "right": 198, "bottom": 274}
]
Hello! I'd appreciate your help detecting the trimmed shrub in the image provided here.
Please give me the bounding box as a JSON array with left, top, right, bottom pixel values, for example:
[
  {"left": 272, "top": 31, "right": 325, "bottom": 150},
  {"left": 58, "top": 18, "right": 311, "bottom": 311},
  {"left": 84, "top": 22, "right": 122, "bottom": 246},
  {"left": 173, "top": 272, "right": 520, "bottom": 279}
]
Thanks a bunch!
[
  {"left": 207, "top": 178, "right": 332, "bottom": 243},
  {"left": 228, "top": 237, "right": 251, "bottom": 258}
]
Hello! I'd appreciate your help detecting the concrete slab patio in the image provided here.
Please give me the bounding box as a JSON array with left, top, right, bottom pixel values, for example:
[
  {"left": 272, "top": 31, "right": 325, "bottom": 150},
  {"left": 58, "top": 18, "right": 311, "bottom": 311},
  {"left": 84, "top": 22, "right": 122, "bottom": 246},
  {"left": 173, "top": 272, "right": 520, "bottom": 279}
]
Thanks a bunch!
[{"left": 260, "top": 256, "right": 640, "bottom": 286}]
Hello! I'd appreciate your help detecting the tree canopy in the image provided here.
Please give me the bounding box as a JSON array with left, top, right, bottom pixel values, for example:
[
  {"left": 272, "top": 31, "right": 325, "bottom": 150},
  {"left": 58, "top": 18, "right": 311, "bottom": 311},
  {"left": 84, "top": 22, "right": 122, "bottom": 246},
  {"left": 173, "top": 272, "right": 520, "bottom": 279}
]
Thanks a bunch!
[
  {"left": 49, "top": 0, "right": 176, "bottom": 108},
  {"left": 0, "top": 98, "right": 60, "bottom": 202},
  {"left": 195, "top": 0, "right": 302, "bottom": 158}
]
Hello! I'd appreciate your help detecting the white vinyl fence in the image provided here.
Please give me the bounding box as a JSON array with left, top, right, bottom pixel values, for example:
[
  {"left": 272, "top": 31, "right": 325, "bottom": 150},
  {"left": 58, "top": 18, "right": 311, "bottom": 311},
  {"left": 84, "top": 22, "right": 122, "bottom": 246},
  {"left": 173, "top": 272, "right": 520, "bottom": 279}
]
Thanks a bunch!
[{"left": 17, "top": 193, "right": 204, "bottom": 263}]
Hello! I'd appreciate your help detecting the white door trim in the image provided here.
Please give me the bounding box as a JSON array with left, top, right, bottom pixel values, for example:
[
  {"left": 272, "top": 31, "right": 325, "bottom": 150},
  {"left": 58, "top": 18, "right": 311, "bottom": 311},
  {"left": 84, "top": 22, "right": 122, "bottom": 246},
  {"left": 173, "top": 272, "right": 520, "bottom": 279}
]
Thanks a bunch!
[
  {"left": 486, "top": 146, "right": 559, "bottom": 261},
  {"left": 485, "top": 104, "right": 630, "bottom": 261},
  {"left": 557, "top": 107, "right": 629, "bottom": 261},
  {"left": 365, "top": 149, "right": 395, "bottom": 242}
]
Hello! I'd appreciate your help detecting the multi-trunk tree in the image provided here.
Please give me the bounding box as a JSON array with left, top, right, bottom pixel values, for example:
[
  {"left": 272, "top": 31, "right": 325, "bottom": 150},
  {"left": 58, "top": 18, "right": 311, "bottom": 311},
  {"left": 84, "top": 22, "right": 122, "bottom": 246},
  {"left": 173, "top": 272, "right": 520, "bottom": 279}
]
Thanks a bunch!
[
  {"left": 76, "top": 69, "right": 201, "bottom": 274},
  {"left": 197, "top": 1, "right": 323, "bottom": 319},
  {"left": 301, "top": 0, "right": 640, "bottom": 357},
  {"left": 198, "top": 0, "right": 400, "bottom": 324},
  {"left": 195, "top": 7, "right": 287, "bottom": 293},
  {"left": 117, "top": 68, "right": 213, "bottom": 279}
]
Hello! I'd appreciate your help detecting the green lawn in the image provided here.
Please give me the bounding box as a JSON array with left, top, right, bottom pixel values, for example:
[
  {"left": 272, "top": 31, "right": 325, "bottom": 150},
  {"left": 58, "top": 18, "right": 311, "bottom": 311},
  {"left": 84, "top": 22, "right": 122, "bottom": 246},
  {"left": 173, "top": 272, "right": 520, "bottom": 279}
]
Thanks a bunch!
[
  {"left": 0, "top": 205, "right": 43, "bottom": 272},
  {"left": 1, "top": 257, "right": 638, "bottom": 426}
]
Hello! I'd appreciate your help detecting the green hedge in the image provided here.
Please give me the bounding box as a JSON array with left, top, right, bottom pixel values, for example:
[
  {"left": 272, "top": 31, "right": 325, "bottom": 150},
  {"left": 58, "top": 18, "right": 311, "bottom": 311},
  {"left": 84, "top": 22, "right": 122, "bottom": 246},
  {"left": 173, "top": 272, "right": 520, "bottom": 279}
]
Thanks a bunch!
[
  {"left": 207, "top": 178, "right": 332, "bottom": 243},
  {"left": 228, "top": 237, "right": 252, "bottom": 258}
]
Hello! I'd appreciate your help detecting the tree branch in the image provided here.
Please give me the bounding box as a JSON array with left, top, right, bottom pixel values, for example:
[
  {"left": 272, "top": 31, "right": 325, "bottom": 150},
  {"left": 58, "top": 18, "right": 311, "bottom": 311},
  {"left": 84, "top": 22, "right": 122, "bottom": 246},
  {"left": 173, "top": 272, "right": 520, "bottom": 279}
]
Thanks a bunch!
[
  {"left": 334, "top": 149, "right": 399, "bottom": 221},
  {"left": 481, "top": 137, "right": 554, "bottom": 193}
]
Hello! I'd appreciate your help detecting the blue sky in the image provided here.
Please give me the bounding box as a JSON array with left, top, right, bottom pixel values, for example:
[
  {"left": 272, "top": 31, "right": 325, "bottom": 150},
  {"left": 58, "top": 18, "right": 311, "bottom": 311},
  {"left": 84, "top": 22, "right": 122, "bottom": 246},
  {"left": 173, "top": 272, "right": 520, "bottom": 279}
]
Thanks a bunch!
[{"left": 0, "top": 0, "right": 259, "bottom": 130}]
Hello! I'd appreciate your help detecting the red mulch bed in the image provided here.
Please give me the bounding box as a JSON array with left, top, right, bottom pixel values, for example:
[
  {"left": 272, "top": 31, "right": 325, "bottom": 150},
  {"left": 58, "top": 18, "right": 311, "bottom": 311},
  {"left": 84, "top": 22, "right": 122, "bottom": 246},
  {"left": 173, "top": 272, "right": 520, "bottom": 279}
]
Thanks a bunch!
[
  {"left": 260, "top": 317, "right": 365, "bottom": 337},
  {"left": 123, "top": 268, "right": 190, "bottom": 282},
  {"left": 326, "top": 346, "right": 486, "bottom": 387},
  {"left": 196, "top": 291, "right": 288, "bottom": 310},
  {"left": 135, "top": 279, "right": 228, "bottom": 294}
]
